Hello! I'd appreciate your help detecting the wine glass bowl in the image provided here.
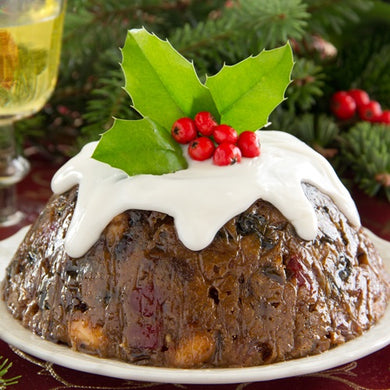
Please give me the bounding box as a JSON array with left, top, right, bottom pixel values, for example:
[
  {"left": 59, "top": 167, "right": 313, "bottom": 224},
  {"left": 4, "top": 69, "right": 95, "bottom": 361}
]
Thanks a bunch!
[{"left": 0, "top": 0, "right": 65, "bottom": 226}]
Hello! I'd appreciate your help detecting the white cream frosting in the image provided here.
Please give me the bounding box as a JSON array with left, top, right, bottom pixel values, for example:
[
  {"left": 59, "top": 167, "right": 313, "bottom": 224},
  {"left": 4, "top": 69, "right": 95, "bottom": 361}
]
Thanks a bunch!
[{"left": 51, "top": 130, "right": 360, "bottom": 258}]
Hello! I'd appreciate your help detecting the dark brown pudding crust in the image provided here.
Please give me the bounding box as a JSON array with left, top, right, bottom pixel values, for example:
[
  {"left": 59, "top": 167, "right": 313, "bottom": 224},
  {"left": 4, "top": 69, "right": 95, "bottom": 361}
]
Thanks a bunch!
[{"left": 2, "top": 184, "right": 390, "bottom": 368}]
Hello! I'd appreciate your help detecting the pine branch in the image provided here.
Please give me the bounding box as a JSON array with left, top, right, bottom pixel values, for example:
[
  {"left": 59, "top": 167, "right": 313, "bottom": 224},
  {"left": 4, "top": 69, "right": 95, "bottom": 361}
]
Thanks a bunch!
[
  {"left": 286, "top": 57, "right": 325, "bottom": 112},
  {"left": 340, "top": 122, "right": 390, "bottom": 200},
  {"left": 0, "top": 357, "right": 20, "bottom": 389},
  {"left": 324, "top": 17, "right": 390, "bottom": 100},
  {"left": 77, "top": 49, "right": 137, "bottom": 149},
  {"left": 354, "top": 43, "right": 390, "bottom": 107},
  {"left": 60, "top": 0, "right": 207, "bottom": 86},
  {"left": 305, "top": 0, "right": 374, "bottom": 36},
  {"left": 170, "top": 0, "right": 310, "bottom": 74},
  {"left": 61, "top": 0, "right": 225, "bottom": 77}
]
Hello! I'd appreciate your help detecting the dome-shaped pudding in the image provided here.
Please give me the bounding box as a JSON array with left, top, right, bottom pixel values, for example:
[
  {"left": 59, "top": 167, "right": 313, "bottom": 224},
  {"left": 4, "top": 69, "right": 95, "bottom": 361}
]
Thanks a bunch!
[{"left": 2, "top": 131, "right": 389, "bottom": 368}]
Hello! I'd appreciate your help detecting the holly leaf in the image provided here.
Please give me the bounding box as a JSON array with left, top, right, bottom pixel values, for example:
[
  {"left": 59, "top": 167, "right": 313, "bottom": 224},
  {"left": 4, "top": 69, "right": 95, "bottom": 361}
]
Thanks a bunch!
[
  {"left": 121, "top": 28, "right": 218, "bottom": 130},
  {"left": 92, "top": 117, "right": 187, "bottom": 176},
  {"left": 92, "top": 29, "right": 294, "bottom": 178},
  {"left": 205, "top": 42, "right": 293, "bottom": 133}
]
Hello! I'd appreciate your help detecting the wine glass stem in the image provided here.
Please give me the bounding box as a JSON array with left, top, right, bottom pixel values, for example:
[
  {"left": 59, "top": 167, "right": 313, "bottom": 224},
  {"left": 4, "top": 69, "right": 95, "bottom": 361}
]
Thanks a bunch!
[{"left": 0, "top": 121, "right": 30, "bottom": 226}]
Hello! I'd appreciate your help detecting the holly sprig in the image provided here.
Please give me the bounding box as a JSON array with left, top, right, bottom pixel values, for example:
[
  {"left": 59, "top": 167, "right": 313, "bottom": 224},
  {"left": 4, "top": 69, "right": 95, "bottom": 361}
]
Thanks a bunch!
[
  {"left": 93, "top": 28, "right": 293, "bottom": 176},
  {"left": 0, "top": 357, "right": 20, "bottom": 389}
]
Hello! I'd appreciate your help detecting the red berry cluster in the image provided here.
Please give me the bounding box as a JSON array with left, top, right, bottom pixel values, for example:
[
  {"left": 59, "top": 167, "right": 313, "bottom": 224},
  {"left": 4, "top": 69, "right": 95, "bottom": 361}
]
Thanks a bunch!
[
  {"left": 330, "top": 89, "right": 390, "bottom": 124},
  {"left": 171, "top": 111, "right": 261, "bottom": 166}
]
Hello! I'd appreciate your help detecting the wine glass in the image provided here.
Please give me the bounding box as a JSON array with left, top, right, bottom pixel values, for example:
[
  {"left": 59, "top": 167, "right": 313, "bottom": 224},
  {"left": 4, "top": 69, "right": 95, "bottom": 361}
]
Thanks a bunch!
[{"left": 0, "top": 0, "right": 65, "bottom": 226}]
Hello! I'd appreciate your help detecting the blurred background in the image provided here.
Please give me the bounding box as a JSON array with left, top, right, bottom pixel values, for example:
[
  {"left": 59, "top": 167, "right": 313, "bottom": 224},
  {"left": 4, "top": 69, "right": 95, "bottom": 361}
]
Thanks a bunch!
[{"left": 14, "top": 0, "right": 390, "bottom": 200}]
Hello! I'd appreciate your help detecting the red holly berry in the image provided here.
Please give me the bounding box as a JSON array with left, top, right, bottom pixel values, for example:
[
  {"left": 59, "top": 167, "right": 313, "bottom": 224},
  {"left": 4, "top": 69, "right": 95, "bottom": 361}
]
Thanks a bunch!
[
  {"left": 379, "top": 110, "right": 390, "bottom": 124},
  {"left": 213, "top": 142, "right": 242, "bottom": 166},
  {"left": 188, "top": 137, "right": 215, "bottom": 161},
  {"left": 237, "top": 131, "right": 261, "bottom": 157},
  {"left": 194, "top": 111, "right": 218, "bottom": 136},
  {"left": 171, "top": 117, "right": 197, "bottom": 144},
  {"left": 213, "top": 124, "right": 238, "bottom": 144},
  {"left": 330, "top": 91, "right": 356, "bottom": 120},
  {"left": 348, "top": 89, "right": 370, "bottom": 108},
  {"left": 358, "top": 100, "right": 382, "bottom": 122}
]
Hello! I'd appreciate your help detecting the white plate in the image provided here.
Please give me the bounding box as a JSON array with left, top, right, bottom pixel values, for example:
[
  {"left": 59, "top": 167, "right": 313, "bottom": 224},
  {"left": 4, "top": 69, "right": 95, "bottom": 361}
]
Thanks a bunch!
[{"left": 1, "top": 226, "right": 390, "bottom": 384}]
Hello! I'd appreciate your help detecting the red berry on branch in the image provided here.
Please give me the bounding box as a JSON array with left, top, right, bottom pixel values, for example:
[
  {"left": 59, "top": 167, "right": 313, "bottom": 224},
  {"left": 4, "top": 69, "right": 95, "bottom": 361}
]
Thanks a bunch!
[
  {"left": 213, "top": 124, "right": 238, "bottom": 144},
  {"left": 348, "top": 89, "right": 370, "bottom": 108},
  {"left": 379, "top": 110, "right": 390, "bottom": 124},
  {"left": 188, "top": 137, "right": 215, "bottom": 161},
  {"left": 194, "top": 111, "right": 218, "bottom": 136},
  {"left": 237, "top": 131, "right": 261, "bottom": 157},
  {"left": 330, "top": 91, "right": 356, "bottom": 120},
  {"left": 171, "top": 117, "right": 197, "bottom": 144},
  {"left": 358, "top": 100, "right": 382, "bottom": 122},
  {"left": 213, "top": 142, "right": 242, "bottom": 166}
]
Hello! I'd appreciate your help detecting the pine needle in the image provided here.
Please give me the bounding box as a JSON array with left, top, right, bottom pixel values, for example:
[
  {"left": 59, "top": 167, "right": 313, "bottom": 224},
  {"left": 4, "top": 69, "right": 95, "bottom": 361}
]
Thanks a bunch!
[{"left": 0, "top": 357, "right": 21, "bottom": 389}]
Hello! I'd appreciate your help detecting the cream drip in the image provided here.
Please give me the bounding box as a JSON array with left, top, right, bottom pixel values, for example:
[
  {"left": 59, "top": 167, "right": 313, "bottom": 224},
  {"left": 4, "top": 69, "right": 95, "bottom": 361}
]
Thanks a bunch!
[{"left": 51, "top": 130, "right": 360, "bottom": 258}]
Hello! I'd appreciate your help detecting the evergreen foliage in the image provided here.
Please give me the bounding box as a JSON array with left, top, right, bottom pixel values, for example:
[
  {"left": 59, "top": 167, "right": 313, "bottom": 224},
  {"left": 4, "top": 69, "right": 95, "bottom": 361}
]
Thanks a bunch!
[
  {"left": 341, "top": 122, "right": 390, "bottom": 200},
  {"left": 305, "top": 0, "right": 372, "bottom": 36},
  {"left": 0, "top": 357, "right": 20, "bottom": 388},
  {"left": 16, "top": 0, "right": 390, "bottom": 200},
  {"left": 170, "top": 0, "right": 309, "bottom": 73}
]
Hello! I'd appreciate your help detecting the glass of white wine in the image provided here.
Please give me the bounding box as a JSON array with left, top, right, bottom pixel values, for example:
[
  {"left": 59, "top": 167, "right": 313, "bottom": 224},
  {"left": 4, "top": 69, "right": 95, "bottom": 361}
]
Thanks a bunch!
[{"left": 0, "top": 0, "right": 65, "bottom": 226}]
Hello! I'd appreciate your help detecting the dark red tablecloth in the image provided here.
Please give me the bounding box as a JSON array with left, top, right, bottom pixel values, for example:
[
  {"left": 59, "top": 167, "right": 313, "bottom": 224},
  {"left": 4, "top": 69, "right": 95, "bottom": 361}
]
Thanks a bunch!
[{"left": 2, "top": 156, "right": 390, "bottom": 390}]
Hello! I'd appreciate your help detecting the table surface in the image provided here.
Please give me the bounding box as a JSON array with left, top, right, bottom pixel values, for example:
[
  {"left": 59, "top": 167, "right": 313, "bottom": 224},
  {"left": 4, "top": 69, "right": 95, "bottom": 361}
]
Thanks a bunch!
[{"left": 2, "top": 155, "right": 390, "bottom": 390}]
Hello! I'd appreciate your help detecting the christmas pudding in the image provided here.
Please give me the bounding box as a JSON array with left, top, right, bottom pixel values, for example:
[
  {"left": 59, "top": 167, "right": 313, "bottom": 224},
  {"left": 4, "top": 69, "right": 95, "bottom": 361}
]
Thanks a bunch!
[{"left": 1, "top": 29, "right": 390, "bottom": 369}]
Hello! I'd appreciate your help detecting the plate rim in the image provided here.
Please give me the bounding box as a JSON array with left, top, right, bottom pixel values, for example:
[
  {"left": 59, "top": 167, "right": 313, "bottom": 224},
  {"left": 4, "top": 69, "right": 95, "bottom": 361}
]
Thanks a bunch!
[{"left": 1, "top": 226, "right": 390, "bottom": 384}]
